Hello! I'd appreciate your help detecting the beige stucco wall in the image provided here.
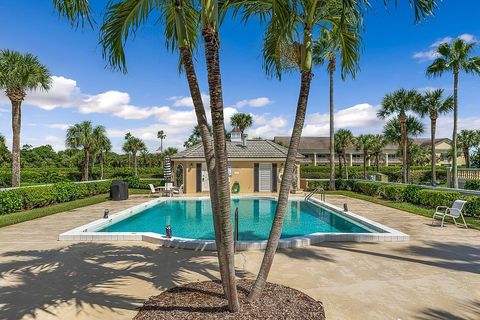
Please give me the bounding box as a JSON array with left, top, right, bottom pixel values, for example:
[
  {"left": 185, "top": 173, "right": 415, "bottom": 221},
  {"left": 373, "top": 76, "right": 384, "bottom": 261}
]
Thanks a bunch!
[{"left": 172, "top": 159, "right": 300, "bottom": 194}]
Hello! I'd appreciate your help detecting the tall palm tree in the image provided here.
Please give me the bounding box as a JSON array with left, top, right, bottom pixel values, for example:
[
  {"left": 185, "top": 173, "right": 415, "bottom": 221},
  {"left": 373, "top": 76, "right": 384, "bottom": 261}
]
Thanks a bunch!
[
  {"left": 458, "top": 129, "right": 480, "bottom": 168},
  {"left": 100, "top": 1, "right": 233, "bottom": 305},
  {"left": 123, "top": 134, "right": 147, "bottom": 176},
  {"left": 383, "top": 116, "right": 425, "bottom": 182},
  {"left": 66, "top": 121, "right": 103, "bottom": 181},
  {"left": 123, "top": 132, "right": 133, "bottom": 167},
  {"left": 92, "top": 127, "right": 111, "bottom": 180},
  {"left": 426, "top": 38, "right": 480, "bottom": 188},
  {"left": 378, "top": 89, "right": 422, "bottom": 183},
  {"left": 313, "top": 27, "right": 360, "bottom": 190},
  {"left": 157, "top": 130, "right": 166, "bottom": 153},
  {"left": 369, "top": 134, "right": 387, "bottom": 172},
  {"left": 413, "top": 89, "right": 453, "bottom": 185},
  {"left": 0, "top": 50, "right": 52, "bottom": 187},
  {"left": 334, "top": 129, "right": 355, "bottom": 178},
  {"left": 230, "top": 113, "right": 253, "bottom": 135},
  {"left": 355, "top": 134, "right": 375, "bottom": 179}
]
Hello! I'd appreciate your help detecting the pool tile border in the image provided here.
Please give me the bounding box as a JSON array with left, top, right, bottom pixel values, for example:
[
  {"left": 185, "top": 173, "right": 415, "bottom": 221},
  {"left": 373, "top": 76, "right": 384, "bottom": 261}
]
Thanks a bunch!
[{"left": 59, "top": 195, "right": 409, "bottom": 251}]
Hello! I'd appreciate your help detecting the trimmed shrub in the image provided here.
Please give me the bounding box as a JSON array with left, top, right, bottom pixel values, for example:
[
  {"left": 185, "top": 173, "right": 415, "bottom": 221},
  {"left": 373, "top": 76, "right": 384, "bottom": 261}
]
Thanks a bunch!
[
  {"left": 403, "top": 185, "right": 422, "bottom": 204},
  {"left": 352, "top": 181, "right": 384, "bottom": 197},
  {"left": 306, "top": 180, "right": 330, "bottom": 191},
  {"left": 465, "top": 180, "right": 480, "bottom": 191},
  {"left": 383, "top": 185, "right": 406, "bottom": 201},
  {"left": 417, "top": 190, "right": 461, "bottom": 209},
  {"left": 0, "top": 190, "right": 23, "bottom": 213},
  {"left": 464, "top": 196, "right": 480, "bottom": 215}
]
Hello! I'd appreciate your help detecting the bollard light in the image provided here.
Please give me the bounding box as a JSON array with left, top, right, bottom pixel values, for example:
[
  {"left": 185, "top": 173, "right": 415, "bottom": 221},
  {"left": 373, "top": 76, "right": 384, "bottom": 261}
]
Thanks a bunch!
[
  {"left": 166, "top": 225, "right": 172, "bottom": 238},
  {"left": 103, "top": 209, "right": 110, "bottom": 219},
  {"left": 343, "top": 203, "right": 349, "bottom": 212}
]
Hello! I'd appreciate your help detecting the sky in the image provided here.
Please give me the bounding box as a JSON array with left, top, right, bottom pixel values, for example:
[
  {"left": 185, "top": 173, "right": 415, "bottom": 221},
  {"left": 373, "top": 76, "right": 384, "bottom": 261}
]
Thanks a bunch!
[{"left": 0, "top": 0, "right": 479, "bottom": 153}]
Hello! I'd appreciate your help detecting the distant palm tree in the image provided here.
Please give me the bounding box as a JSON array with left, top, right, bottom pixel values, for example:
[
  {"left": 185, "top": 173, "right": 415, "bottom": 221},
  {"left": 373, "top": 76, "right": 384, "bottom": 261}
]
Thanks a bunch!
[
  {"left": 157, "top": 130, "right": 166, "bottom": 153},
  {"left": 123, "top": 134, "right": 146, "bottom": 176},
  {"left": 355, "top": 134, "right": 375, "bottom": 179},
  {"left": 458, "top": 129, "right": 480, "bottom": 168},
  {"left": 383, "top": 116, "right": 425, "bottom": 183},
  {"left": 413, "top": 89, "right": 453, "bottom": 185},
  {"left": 66, "top": 121, "right": 104, "bottom": 181},
  {"left": 378, "top": 89, "right": 422, "bottom": 183},
  {"left": 92, "top": 127, "right": 111, "bottom": 180},
  {"left": 230, "top": 113, "right": 253, "bottom": 136},
  {"left": 334, "top": 129, "right": 355, "bottom": 179},
  {"left": 369, "top": 134, "right": 387, "bottom": 172},
  {"left": 313, "top": 27, "right": 360, "bottom": 190},
  {"left": 427, "top": 38, "right": 480, "bottom": 187},
  {"left": 0, "top": 50, "right": 52, "bottom": 187}
]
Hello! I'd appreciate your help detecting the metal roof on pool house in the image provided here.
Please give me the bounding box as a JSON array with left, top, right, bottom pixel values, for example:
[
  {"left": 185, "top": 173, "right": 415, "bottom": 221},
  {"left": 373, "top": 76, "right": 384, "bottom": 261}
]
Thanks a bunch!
[{"left": 170, "top": 139, "right": 305, "bottom": 161}]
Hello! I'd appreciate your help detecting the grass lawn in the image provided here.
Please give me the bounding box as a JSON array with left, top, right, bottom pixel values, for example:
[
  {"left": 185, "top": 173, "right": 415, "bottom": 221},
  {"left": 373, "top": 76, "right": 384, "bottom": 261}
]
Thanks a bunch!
[
  {"left": 325, "top": 190, "right": 480, "bottom": 230},
  {"left": 0, "top": 189, "right": 149, "bottom": 228}
]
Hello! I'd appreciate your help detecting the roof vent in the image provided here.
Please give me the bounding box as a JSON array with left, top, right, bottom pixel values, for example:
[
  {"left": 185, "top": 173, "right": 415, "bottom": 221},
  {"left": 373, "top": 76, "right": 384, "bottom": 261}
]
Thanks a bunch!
[{"left": 242, "top": 134, "right": 248, "bottom": 147}]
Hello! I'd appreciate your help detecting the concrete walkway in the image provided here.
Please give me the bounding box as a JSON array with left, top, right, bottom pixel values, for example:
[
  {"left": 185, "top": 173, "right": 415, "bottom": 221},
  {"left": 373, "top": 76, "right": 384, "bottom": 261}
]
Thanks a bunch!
[{"left": 0, "top": 194, "right": 478, "bottom": 320}]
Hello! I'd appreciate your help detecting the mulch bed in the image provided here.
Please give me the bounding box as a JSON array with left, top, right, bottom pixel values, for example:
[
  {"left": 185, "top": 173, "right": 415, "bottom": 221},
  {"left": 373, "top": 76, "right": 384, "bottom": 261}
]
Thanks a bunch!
[{"left": 133, "top": 279, "right": 325, "bottom": 320}]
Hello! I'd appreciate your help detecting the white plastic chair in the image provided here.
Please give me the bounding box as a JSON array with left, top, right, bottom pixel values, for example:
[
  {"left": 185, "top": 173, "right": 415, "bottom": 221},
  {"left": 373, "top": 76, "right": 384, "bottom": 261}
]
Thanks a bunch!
[
  {"left": 163, "top": 182, "right": 174, "bottom": 197},
  {"left": 148, "top": 184, "right": 160, "bottom": 197},
  {"left": 432, "top": 200, "right": 468, "bottom": 228},
  {"left": 172, "top": 184, "right": 184, "bottom": 196}
]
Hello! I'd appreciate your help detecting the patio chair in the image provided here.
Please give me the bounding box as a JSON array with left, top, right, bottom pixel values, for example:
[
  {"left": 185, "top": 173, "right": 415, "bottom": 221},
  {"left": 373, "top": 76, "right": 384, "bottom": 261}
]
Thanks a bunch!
[
  {"left": 432, "top": 200, "right": 468, "bottom": 228},
  {"left": 148, "top": 184, "right": 161, "bottom": 197},
  {"left": 172, "top": 184, "right": 184, "bottom": 196},
  {"left": 163, "top": 182, "right": 174, "bottom": 197}
]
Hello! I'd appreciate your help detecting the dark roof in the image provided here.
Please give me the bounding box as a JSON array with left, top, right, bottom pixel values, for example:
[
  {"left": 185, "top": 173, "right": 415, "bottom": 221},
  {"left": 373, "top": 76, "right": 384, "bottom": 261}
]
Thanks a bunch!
[
  {"left": 171, "top": 140, "right": 304, "bottom": 160},
  {"left": 273, "top": 136, "right": 452, "bottom": 153}
]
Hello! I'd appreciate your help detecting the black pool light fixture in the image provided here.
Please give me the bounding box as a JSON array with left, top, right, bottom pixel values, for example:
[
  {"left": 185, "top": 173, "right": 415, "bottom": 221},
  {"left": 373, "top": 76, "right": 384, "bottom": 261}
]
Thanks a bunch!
[
  {"left": 103, "top": 209, "right": 110, "bottom": 219},
  {"left": 166, "top": 225, "right": 172, "bottom": 238}
]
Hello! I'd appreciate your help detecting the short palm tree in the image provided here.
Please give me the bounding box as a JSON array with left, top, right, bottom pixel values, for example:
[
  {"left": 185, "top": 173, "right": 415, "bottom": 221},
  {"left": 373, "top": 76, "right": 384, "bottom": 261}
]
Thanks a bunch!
[
  {"left": 413, "top": 89, "right": 453, "bottom": 185},
  {"left": 66, "top": 121, "right": 104, "bottom": 181},
  {"left": 92, "top": 127, "right": 111, "bottom": 180},
  {"left": 0, "top": 50, "right": 52, "bottom": 187},
  {"left": 313, "top": 26, "right": 360, "bottom": 190},
  {"left": 334, "top": 129, "right": 355, "bottom": 178},
  {"left": 426, "top": 38, "right": 480, "bottom": 187},
  {"left": 378, "top": 89, "right": 422, "bottom": 183},
  {"left": 355, "top": 134, "right": 375, "bottom": 179},
  {"left": 370, "top": 134, "right": 387, "bottom": 171},
  {"left": 123, "top": 134, "right": 147, "bottom": 177},
  {"left": 230, "top": 113, "right": 253, "bottom": 136},
  {"left": 157, "top": 130, "right": 166, "bottom": 153},
  {"left": 383, "top": 116, "right": 425, "bottom": 182},
  {"left": 458, "top": 129, "right": 480, "bottom": 168}
]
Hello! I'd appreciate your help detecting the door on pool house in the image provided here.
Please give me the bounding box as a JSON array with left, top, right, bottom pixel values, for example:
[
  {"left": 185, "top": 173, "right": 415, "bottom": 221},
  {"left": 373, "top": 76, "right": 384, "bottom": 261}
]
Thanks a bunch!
[
  {"left": 201, "top": 163, "right": 209, "bottom": 192},
  {"left": 254, "top": 163, "right": 278, "bottom": 192}
]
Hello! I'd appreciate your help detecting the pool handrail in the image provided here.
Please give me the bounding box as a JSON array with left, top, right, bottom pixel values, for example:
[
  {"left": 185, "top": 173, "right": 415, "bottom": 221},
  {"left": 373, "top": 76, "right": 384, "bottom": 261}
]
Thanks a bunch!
[{"left": 305, "top": 185, "right": 325, "bottom": 202}]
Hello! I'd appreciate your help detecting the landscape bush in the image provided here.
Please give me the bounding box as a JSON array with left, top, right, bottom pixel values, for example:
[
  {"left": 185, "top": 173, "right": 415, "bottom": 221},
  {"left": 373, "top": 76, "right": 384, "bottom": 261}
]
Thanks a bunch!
[
  {"left": 383, "top": 185, "right": 406, "bottom": 201},
  {"left": 0, "top": 180, "right": 112, "bottom": 215},
  {"left": 465, "top": 179, "right": 480, "bottom": 191}
]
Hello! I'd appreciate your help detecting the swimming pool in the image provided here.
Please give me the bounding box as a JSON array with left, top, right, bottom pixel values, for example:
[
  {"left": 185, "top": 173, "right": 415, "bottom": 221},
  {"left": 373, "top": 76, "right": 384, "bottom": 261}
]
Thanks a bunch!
[
  {"left": 59, "top": 196, "right": 409, "bottom": 250},
  {"left": 100, "top": 198, "right": 374, "bottom": 240}
]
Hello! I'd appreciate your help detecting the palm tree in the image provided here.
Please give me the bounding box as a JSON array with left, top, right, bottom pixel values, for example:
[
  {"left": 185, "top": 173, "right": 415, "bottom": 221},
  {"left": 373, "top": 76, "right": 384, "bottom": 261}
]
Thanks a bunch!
[
  {"left": 313, "top": 27, "right": 360, "bottom": 190},
  {"left": 426, "top": 38, "right": 480, "bottom": 188},
  {"left": 378, "top": 89, "right": 422, "bottom": 183},
  {"left": 383, "top": 116, "right": 425, "bottom": 182},
  {"left": 123, "top": 132, "right": 133, "bottom": 167},
  {"left": 0, "top": 133, "right": 11, "bottom": 165},
  {"left": 0, "top": 50, "right": 52, "bottom": 187},
  {"left": 230, "top": 113, "right": 253, "bottom": 136},
  {"left": 413, "top": 89, "right": 453, "bottom": 185},
  {"left": 100, "top": 1, "right": 234, "bottom": 306},
  {"left": 66, "top": 121, "right": 104, "bottom": 181},
  {"left": 458, "top": 129, "right": 480, "bottom": 168},
  {"left": 356, "top": 134, "right": 375, "bottom": 179},
  {"left": 92, "top": 127, "right": 111, "bottom": 180},
  {"left": 123, "top": 134, "right": 147, "bottom": 176},
  {"left": 334, "top": 129, "right": 355, "bottom": 178},
  {"left": 52, "top": 0, "right": 92, "bottom": 27},
  {"left": 157, "top": 130, "right": 166, "bottom": 153},
  {"left": 369, "top": 134, "right": 387, "bottom": 172}
]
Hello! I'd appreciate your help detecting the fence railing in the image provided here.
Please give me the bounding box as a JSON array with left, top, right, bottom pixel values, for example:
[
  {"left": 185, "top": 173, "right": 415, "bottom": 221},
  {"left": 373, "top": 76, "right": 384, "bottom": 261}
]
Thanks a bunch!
[{"left": 446, "top": 168, "right": 480, "bottom": 187}]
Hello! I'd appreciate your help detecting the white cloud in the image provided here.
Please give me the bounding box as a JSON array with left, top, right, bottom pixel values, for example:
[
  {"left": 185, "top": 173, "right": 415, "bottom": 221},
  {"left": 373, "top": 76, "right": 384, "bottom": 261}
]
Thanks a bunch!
[
  {"left": 413, "top": 34, "right": 477, "bottom": 62},
  {"left": 25, "top": 76, "right": 81, "bottom": 110},
  {"left": 168, "top": 93, "right": 210, "bottom": 107},
  {"left": 234, "top": 97, "right": 273, "bottom": 108},
  {"left": 46, "top": 123, "right": 71, "bottom": 130},
  {"left": 247, "top": 114, "right": 289, "bottom": 138}
]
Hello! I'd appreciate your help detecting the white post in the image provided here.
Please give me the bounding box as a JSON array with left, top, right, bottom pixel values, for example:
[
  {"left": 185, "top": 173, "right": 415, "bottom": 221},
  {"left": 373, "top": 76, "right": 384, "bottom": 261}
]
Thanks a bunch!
[
  {"left": 313, "top": 153, "right": 317, "bottom": 166},
  {"left": 367, "top": 157, "right": 371, "bottom": 167},
  {"left": 385, "top": 153, "right": 389, "bottom": 166},
  {"left": 349, "top": 153, "right": 353, "bottom": 167}
]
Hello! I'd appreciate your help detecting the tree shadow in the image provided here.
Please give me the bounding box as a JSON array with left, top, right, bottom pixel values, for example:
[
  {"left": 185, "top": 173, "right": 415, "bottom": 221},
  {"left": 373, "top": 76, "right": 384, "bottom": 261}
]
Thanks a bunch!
[
  {"left": 277, "top": 246, "right": 335, "bottom": 262},
  {"left": 415, "top": 299, "right": 480, "bottom": 320},
  {"left": 0, "top": 243, "right": 242, "bottom": 320},
  {"left": 316, "top": 240, "right": 480, "bottom": 274}
]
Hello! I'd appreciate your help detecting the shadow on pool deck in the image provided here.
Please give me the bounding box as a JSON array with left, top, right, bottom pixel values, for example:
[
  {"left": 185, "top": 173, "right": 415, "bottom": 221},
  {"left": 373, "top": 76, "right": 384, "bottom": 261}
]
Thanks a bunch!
[
  {"left": 415, "top": 299, "right": 480, "bottom": 320},
  {"left": 0, "top": 243, "right": 243, "bottom": 320}
]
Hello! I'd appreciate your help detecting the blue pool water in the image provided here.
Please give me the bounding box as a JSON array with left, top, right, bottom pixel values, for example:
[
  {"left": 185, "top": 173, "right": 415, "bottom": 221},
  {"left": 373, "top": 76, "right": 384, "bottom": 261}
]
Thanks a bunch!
[{"left": 100, "top": 198, "right": 373, "bottom": 240}]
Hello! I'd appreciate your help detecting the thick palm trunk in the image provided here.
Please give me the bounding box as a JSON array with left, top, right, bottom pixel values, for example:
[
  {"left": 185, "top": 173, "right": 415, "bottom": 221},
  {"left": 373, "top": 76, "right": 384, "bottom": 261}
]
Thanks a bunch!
[
  {"left": 11, "top": 100, "right": 22, "bottom": 187},
  {"left": 400, "top": 114, "right": 408, "bottom": 184},
  {"left": 430, "top": 117, "right": 437, "bottom": 186},
  {"left": 464, "top": 147, "right": 470, "bottom": 168},
  {"left": 452, "top": 70, "right": 459, "bottom": 188},
  {"left": 82, "top": 149, "right": 89, "bottom": 181},
  {"left": 249, "top": 70, "right": 313, "bottom": 300},
  {"left": 179, "top": 46, "right": 229, "bottom": 296},
  {"left": 203, "top": 27, "right": 240, "bottom": 312},
  {"left": 343, "top": 154, "right": 349, "bottom": 179},
  {"left": 328, "top": 64, "right": 335, "bottom": 190}
]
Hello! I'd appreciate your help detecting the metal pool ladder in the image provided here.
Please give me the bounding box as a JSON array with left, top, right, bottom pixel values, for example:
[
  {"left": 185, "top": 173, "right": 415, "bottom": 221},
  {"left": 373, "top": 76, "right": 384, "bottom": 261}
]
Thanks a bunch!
[{"left": 305, "top": 186, "right": 325, "bottom": 202}]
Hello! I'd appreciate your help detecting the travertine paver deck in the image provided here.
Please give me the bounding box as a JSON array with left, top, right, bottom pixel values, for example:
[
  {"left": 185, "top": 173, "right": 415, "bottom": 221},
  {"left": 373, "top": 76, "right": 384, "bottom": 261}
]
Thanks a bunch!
[{"left": 0, "top": 194, "right": 478, "bottom": 320}]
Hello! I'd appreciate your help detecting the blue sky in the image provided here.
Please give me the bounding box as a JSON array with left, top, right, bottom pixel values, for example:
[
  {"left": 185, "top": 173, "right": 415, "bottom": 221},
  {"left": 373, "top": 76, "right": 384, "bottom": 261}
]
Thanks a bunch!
[{"left": 0, "top": 0, "right": 479, "bottom": 152}]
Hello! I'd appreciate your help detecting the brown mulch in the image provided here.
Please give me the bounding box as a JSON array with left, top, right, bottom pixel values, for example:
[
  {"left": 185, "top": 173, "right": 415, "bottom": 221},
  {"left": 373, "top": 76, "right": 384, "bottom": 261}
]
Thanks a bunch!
[{"left": 133, "top": 279, "right": 325, "bottom": 320}]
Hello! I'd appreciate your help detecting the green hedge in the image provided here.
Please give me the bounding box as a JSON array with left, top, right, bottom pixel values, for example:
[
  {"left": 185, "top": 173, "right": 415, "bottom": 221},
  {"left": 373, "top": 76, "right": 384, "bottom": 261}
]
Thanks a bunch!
[
  {"left": 0, "top": 181, "right": 112, "bottom": 215},
  {"left": 465, "top": 180, "right": 480, "bottom": 191},
  {"left": 309, "top": 179, "right": 480, "bottom": 216}
]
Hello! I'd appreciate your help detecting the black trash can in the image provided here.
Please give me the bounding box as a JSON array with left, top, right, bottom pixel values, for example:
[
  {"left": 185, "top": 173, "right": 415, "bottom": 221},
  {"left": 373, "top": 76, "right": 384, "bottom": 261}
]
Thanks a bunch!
[{"left": 110, "top": 180, "right": 129, "bottom": 201}]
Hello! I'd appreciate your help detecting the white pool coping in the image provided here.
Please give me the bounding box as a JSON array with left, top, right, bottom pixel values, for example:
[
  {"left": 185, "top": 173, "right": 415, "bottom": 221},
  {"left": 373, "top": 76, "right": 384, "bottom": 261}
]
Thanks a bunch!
[{"left": 59, "top": 195, "right": 409, "bottom": 251}]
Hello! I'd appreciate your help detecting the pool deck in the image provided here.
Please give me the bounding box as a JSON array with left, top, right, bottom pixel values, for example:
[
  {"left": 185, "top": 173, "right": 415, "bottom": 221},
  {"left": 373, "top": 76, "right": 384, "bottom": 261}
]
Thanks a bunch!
[{"left": 0, "top": 194, "right": 478, "bottom": 319}]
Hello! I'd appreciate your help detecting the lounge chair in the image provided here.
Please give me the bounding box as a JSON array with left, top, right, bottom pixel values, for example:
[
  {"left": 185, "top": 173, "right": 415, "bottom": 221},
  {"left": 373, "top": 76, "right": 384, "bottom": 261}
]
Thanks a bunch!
[
  {"left": 172, "top": 184, "right": 184, "bottom": 196},
  {"left": 148, "top": 184, "right": 161, "bottom": 197},
  {"left": 432, "top": 200, "right": 468, "bottom": 228}
]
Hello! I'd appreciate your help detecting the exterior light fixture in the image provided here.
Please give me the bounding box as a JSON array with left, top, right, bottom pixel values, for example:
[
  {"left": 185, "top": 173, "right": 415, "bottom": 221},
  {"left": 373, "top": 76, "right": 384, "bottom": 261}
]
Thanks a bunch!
[{"left": 103, "top": 209, "right": 110, "bottom": 219}]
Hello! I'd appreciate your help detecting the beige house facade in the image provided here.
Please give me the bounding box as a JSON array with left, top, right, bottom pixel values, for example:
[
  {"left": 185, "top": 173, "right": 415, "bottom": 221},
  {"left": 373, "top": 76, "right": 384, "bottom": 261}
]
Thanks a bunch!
[
  {"left": 273, "top": 136, "right": 465, "bottom": 167},
  {"left": 171, "top": 138, "right": 304, "bottom": 194}
]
